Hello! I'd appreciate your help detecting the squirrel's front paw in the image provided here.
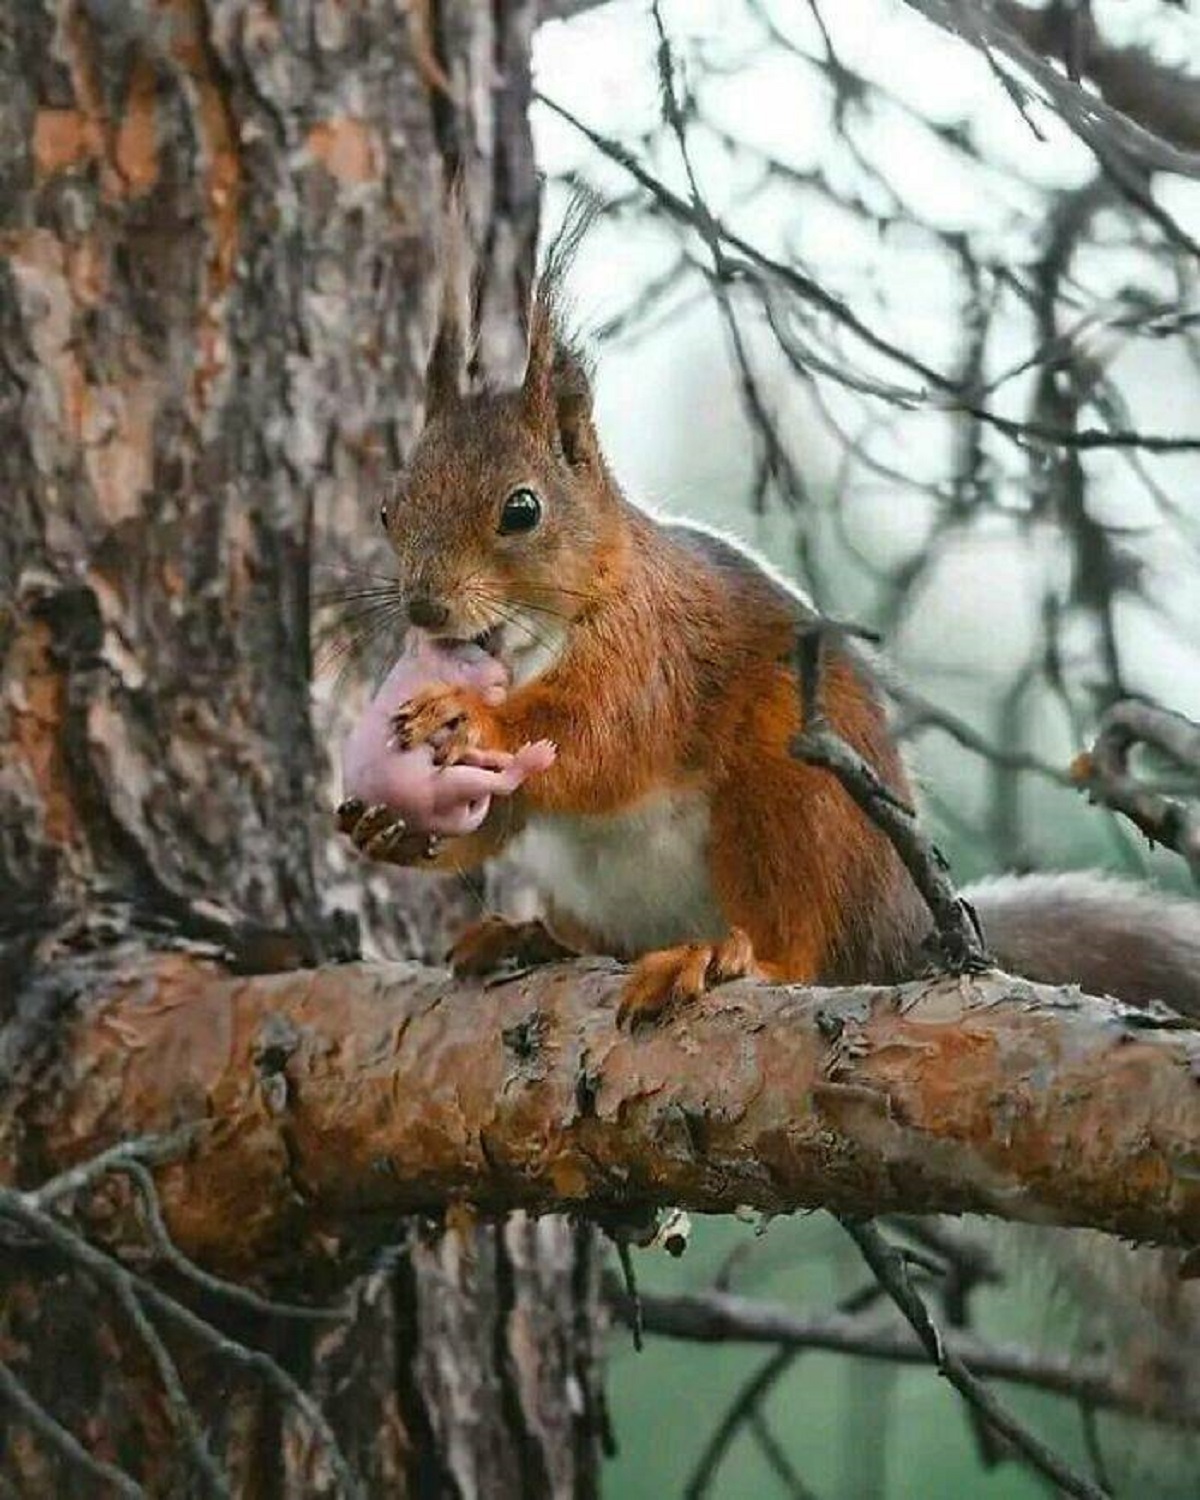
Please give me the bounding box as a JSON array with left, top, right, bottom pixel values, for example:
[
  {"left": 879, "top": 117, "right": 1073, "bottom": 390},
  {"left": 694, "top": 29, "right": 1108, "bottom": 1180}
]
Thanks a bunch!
[
  {"left": 391, "top": 684, "right": 485, "bottom": 767},
  {"left": 336, "top": 798, "right": 440, "bottom": 864}
]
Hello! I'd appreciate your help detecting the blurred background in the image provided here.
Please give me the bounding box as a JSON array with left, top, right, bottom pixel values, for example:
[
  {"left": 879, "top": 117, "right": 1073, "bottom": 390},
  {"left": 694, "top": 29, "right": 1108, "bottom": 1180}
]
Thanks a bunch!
[{"left": 530, "top": 2, "right": 1200, "bottom": 1494}]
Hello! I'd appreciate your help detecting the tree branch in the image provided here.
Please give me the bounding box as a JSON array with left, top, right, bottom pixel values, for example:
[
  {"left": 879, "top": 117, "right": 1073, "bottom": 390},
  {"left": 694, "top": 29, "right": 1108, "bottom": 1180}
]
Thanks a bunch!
[
  {"left": 0, "top": 1357, "right": 146, "bottom": 1500},
  {"left": 4, "top": 951, "right": 1199, "bottom": 1279},
  {"left": 1071, "top": 700, "right": 1200, "bottom": 880},
  {"left": 901, "top": 0, "right": 1200, "bottom": 177},
  {"left": 840, "top": 1217, "right": 1103, "bottom": 1499},
  {"left": 993, "top": 0, "right": 1200, "bottom": 156},
  {"left": 603, "top": 1277, "right": 1200, "bottom": 1429},
  {"left": 791, "top": 626, "right": 990, "bottom": 973}
]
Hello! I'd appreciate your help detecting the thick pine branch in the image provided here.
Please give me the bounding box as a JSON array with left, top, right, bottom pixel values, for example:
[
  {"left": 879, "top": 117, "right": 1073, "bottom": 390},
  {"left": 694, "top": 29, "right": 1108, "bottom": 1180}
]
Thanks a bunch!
[{"left": 4, "top": 951, "right": 1198, "bottom": 1276}]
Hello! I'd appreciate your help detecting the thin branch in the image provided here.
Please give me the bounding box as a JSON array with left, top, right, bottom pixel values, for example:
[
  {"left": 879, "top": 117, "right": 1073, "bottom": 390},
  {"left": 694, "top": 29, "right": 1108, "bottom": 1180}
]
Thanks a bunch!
[
  {"left": 791, "top": 625, "right": 991, "bottom": 972},
  {"left": 117, "top": 1159, "right": 349, "bottom": 1325},
  {"left": 887, "top": 678, "right": 1073, "bottom": 786},
  {"left": 6, "top": 1157, "right": 229, "bottom": 1497},
  {"left": 604, "top": 1275, "right": 1198, "bottom": 1430},
  {"left": 748, "top": 1408, "right": 822, "bottom": 1500},
  {"left": 0, "top": 1188, "right": 360, "bottom": 1499},
  {"left": 991, "top": 0, "right": 1200, "bottom": 157},
  {"left": 27, "top": 1129, "right": 199, "bottom": 1211},
  {"left": 0, "top": 1357, "right": 146, "bottom": 1500},
  {"left": 29, "top": 1131, "right": 345, "bottom": 1323},
  {"left": 901, "top": 0, "right": 1200, "bottom": 177},
  {"left": 685, "top": 1280, "right": 887, "bottom": 1498},
  {"left": 839, "top": 1218, "right": 1105, "bottom": 1498},
  {"left": 538, "top": 93, "right": 1200, "bottom": 453},
  {"left": 1072, "top": 701, "right": 1200, "bottom": 879}
]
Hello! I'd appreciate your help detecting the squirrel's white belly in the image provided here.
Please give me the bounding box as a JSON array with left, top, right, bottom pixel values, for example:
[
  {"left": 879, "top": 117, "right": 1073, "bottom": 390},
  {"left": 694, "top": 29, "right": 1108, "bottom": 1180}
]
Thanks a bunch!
[{"left": 514, "top": 790, "right": 725, "bottom": 954}]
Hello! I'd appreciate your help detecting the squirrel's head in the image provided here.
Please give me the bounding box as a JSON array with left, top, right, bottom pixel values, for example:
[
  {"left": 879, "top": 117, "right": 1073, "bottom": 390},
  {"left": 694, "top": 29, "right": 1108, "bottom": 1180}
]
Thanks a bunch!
[{"left": 381, "top": 196, "right": 622, "bottom": 684}]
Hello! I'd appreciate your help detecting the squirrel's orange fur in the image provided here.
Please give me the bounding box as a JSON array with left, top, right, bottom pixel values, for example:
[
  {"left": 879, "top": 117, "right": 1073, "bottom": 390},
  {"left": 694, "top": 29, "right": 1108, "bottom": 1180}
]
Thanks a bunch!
[{"left": 379, "top": 206, "right": 928, "bottom": 1019}]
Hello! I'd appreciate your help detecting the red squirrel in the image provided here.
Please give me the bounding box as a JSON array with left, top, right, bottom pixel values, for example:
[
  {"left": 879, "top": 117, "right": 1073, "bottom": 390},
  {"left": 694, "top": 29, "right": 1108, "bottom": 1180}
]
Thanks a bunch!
[{"left": 339, "top": 210, "right": 1200, "bottom": 1025}]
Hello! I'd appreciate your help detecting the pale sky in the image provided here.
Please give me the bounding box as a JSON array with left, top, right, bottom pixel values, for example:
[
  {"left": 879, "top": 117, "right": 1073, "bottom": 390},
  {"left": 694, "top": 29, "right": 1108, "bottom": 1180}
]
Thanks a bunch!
[{"left": 532, "top": 0, "right": 1200, "bottom": 866}]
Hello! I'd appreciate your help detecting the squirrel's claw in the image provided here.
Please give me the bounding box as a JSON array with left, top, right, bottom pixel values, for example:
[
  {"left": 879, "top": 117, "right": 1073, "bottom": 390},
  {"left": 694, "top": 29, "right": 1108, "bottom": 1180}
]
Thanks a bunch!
[
  {"left": 391, "top": 684, "right": 483, "bottom": 766},
  {"left": 336, "top": 796, "right": 366, "bottom": 835},
  {"left": 617, "top": 928, "right": 759, "bottom": 1028},
  {"left": 449, "top": 915, "right": 577, "bottom": 978},
  {"left": 336, "top": 799, "right": 439, "bottom": 865}
]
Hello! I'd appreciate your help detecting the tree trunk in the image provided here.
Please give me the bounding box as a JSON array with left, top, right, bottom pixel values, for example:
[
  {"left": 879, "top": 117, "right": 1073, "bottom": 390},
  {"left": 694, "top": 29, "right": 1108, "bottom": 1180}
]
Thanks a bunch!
[{"left": 0, "top": 2, "right": 600, "bottom": 1494}]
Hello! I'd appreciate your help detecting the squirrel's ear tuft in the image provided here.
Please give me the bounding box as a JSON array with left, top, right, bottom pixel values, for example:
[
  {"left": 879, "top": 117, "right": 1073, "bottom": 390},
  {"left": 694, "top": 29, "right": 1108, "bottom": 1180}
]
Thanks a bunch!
[
  {"left": 522, "top": 189, "right": 600, "bottom": 467},
  {"left": 425, "top": 177, "right": 476, "bottom": 418}
]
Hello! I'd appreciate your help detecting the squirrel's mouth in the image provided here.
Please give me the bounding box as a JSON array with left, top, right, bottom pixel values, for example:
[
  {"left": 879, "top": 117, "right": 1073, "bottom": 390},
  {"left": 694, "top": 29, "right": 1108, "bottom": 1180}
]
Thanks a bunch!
[
  {"left": 430, "top": 624, "right": 505, "bottom": 659},
  {"left": 429, "top": 627, "right": 504, "bottom": 657},
  {"left": 434, "top": 616, "right": 565, "bottom": 685},
  {"left": 472, "top": 625, "right": 505, "bottom": 658}
]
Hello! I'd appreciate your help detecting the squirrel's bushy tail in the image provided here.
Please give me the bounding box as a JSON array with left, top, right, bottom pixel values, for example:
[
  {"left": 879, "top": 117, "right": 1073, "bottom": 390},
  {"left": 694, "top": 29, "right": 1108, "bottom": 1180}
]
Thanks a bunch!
[{"left": 965, "top": 871, "right": 1200, "bottom": 1017}]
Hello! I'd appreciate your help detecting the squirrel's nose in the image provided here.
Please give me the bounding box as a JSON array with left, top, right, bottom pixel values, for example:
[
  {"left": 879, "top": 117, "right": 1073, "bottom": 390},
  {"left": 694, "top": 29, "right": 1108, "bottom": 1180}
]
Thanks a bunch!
[{"left": 407, "top": 595, "right": 449, "bottom": 630}]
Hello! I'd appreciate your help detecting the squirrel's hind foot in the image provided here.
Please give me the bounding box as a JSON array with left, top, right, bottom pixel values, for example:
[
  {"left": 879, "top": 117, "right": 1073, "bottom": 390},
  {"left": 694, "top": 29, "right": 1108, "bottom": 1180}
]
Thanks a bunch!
[
  {"left": 450, "top": 916, "right": 578, "bottom": 978},
  {"left": 617, "top": 928, "right": 759, "bottom": 1028}
]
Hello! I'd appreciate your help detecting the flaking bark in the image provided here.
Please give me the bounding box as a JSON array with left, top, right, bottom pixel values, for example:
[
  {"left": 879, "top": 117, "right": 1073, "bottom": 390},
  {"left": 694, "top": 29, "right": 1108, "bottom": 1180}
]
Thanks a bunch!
[{"left": 5, "top": 952, "right": 1199, "bottom": 1270}]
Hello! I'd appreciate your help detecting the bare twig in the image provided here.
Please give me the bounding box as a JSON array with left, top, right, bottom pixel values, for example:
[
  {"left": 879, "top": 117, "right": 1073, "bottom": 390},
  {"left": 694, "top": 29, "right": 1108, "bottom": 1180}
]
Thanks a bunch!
[
  {"left": 29, "top": 1129, "right": 344, "bottom": 1323},
  {"left": 748, "top": 1408, "right": 822, "bottom": 1500},
  {"left": 790, "top": 625, "right": 990, "bottom": 972},
  {"left": 0, "top": 1356, "right": 146, "bottom": 1499},
  {"left": 0, "top": 1188, "right": 360, "bottom": 1499},
  {"left": 901, "top": 0, "right": 1200, "bottom": 176},
  {"left": 6, "top": 1152, "right": 230, "bottom": 1498},
  {"left": 886, "top": 678, "right": 1073, "bottom": 787},
  {"left": 27, "top": 1129, "right": 199, "bottom": 1211},
  {"left": 117, "top": 1159, "right": 349, "bottom": 1325},
  {"left": 1072, "top": 701, "right": 1200, "bottom": 879},
  {"left": 684, "top": 1279, "right": 887, "bottom": 1498},
  {"left": 603, "top": 1274, "right": 1197, "bottom": 1430},
  {"left": 839, "top": 1218, "right": 1106, "bottom": 1500},
  {"left": 540, "top": 94, "right": 1200, "bottom": 454}
]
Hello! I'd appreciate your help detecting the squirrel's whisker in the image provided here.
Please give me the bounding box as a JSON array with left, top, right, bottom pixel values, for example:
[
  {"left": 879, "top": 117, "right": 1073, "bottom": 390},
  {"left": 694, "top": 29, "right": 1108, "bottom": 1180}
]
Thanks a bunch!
[
  {"left": 314, "top": 600, "right": 409, "bottom": 639},
  {"left": 472, "top": 584, "right": 576, "bottom": 630},
  {"left": 313, "top": 561, "right": 402, "bottom": 586},
  {"left": 313, "top": 585, "right": 405, "bottom": 607},
  {"left": 509, "top": 577, "right": 600, "bottom": 606}
]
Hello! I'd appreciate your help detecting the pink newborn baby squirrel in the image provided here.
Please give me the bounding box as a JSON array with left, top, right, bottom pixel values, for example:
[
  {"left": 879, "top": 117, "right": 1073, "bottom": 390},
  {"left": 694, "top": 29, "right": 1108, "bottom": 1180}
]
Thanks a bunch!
[{"left": 339, "top": 631, "right": 555, "bottom": 846}]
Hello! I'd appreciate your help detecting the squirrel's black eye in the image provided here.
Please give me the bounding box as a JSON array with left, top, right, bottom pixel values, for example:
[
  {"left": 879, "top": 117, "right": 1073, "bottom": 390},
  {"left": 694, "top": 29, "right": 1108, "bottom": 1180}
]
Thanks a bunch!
[
  {"left": 379, "top": 498, "right": 389, "bottom": 531},
  {"left": 498, "top": 487, "right": 542, "bottom": 536}
]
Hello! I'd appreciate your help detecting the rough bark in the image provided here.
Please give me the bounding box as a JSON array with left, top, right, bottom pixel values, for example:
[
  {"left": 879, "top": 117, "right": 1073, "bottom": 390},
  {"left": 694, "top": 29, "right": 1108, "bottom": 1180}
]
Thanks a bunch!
[
  {"left": 0, "top": 2, "right": 598, "bottom": 1495},
  {"left": 5, "top": 954, "right": 1198, "bottom": 1266}
]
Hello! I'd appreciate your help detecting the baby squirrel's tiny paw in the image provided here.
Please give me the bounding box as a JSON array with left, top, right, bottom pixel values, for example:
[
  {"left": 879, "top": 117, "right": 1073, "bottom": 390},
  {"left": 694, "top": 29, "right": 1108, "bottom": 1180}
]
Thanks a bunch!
[
  {"left": 515, "top": 738, "right": 558, "bottom": 774},
  {"left": 391, "top": 683, "right": 483, "bottom": 766}
]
